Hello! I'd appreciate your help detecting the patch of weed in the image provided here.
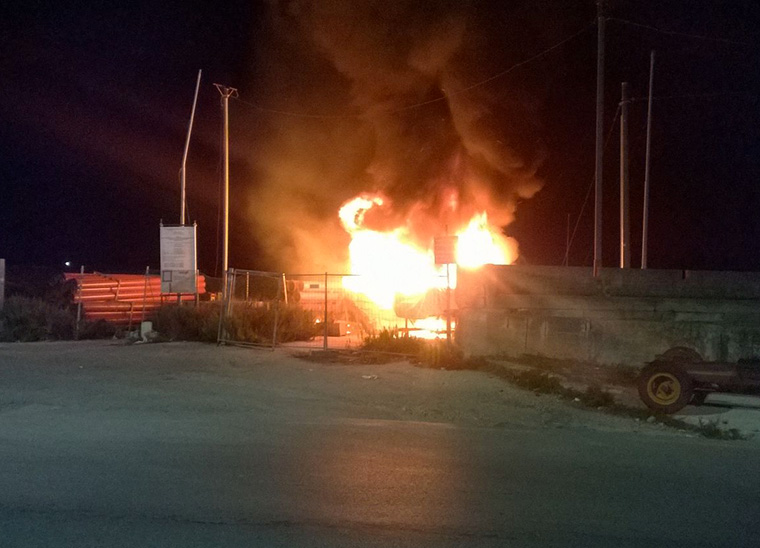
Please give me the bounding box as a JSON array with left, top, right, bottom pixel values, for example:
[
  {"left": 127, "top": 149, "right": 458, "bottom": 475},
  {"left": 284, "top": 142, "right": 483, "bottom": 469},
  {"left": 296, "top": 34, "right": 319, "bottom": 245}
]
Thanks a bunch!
[
  {"left": 579, "top": 384, "right": 616, "bottom": 408},
  {"left": 511, "top": 369, "right": 566, "bottom": 395},
  {"left": 417, "top": 340, "right": 467, "bottom": 369},
  {"left": 0, "top": 296, "right": 75, "bottom": 341},
  {"left": 696, "top": 419, "right": 747, "bottom": 440},
  {"left": 152, "top": 302, "right": 320, "bottom": 344},
  {"left": 152, "top": 303, "right": 221, "bottom": 342},
  {"left": 362, "top": 329, "right": 426, "bottom": 355}
]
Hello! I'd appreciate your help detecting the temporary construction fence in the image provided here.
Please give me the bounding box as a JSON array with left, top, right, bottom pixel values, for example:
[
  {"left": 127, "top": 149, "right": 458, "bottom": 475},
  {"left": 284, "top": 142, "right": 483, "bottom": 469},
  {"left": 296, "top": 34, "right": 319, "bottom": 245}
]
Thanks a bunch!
[{"left": 217, "top": 268, "right": 454, "bottom": 349}]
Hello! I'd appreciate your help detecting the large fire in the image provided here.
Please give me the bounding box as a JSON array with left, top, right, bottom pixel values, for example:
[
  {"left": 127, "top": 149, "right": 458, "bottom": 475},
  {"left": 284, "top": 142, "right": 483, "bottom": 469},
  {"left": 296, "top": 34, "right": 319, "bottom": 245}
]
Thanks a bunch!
[{"left": 338, "top": 194, "right": 515, "bottom": 336}]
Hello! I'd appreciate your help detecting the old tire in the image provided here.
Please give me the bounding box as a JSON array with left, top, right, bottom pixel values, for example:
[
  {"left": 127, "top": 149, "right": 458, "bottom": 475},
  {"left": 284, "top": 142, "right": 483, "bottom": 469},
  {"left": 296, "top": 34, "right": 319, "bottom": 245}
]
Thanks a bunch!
[
  {"left": 637, "top": 362, "right": 693, "bottom": 414},
  {"left": 659, "top": 346, "right": 702, "bottom": 364}
]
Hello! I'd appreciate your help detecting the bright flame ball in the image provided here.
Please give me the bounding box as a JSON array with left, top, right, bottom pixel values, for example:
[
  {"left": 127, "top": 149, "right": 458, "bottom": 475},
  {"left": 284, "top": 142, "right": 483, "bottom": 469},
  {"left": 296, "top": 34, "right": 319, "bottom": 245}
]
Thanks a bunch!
[
  {"left": 456, "top": 213, "right": 514, "bottom": 269},
  {"left": 338, "top": 195, "right": 514, "bottom": 312}
]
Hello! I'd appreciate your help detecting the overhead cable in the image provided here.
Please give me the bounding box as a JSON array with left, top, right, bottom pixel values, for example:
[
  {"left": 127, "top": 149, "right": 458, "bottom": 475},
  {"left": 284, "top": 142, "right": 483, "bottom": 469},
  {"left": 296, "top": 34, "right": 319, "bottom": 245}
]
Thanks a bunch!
[
  {"left": 608, "top": 17, "right": 753, "bottom": 47},
  {"left": 564, "top": 103, "right": 622, "bottom": 267},
  {"left": 232, "top": 21, "right": 595, "bottom": 119},
  {"left": 393, "top": 21, "right": 596, "bottom": 112}
]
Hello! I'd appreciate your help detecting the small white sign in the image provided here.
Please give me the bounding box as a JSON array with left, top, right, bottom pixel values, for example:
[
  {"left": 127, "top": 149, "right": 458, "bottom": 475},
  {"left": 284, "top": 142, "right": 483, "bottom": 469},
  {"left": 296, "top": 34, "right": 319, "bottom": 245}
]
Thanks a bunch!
[
  {"left": 434, "top": 235, "right": 458, "bottom": 265},
  {"left": 160, "top": 225, "right": 197, "bottom": 294}
]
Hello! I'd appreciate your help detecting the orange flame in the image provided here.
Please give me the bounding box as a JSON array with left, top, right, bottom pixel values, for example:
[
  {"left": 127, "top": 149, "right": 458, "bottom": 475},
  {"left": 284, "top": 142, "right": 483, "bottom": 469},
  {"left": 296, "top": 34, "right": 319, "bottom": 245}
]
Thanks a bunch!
[
  {"left": 456, "top": 212, "right": 516, "bottom": 269},
  {"left": 339, "top": 194, "right": 516, "bottom": 316},
  {"left": 339, "top": 195, "right": 443, "bottom": 309}
]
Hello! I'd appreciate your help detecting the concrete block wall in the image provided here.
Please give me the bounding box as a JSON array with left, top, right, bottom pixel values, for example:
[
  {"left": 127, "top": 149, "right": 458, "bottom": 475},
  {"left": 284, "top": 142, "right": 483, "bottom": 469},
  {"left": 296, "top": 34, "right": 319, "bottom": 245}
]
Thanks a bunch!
[{"left": 456, "top": 265, "right": 760, "bottom": 366}]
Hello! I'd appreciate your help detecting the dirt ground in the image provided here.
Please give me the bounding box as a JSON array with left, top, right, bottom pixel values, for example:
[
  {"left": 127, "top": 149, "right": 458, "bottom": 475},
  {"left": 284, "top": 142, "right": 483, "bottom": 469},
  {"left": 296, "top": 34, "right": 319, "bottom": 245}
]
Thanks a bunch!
[
  {"left": 5, "top": 340, "right": 760, "bottom": 547},
  {"left": 1, "top": 339, "right": 742, "bottom": 440}
]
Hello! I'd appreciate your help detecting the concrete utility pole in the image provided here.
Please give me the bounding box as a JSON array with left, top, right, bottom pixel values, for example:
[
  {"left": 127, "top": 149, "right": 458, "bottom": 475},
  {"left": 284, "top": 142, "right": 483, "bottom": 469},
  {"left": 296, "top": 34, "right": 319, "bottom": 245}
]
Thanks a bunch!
[
  {"left": 594, "top": 0, "right": 606, "bottom": 277},
  {"left": 0, "top": 258, "right": 5, "bottom": 312},
  {"left": 619, "top": 82, "right": 630, "bottom": 268},
  {"left": 180, "top": 70, "right": 202, "bottom": 226},
  {"left": 214, "top": 83, "right": 238, "bottom": 297},
  {"left": 641, "top": 51, "right": 655, "bottom": 269}
]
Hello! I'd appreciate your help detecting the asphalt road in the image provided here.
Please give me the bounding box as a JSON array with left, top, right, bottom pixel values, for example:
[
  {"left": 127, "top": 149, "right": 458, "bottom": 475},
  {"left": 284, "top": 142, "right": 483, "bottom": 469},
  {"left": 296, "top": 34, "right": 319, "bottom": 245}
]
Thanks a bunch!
[{"left": 1, "top": 342, "right": 760, "bottom": 547}]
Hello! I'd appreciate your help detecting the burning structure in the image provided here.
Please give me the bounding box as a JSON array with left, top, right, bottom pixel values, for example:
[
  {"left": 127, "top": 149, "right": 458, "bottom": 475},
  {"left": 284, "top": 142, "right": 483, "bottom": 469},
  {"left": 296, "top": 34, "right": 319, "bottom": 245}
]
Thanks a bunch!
[{"left": 241, "top": 1, "right": 553, "bottom": 333}]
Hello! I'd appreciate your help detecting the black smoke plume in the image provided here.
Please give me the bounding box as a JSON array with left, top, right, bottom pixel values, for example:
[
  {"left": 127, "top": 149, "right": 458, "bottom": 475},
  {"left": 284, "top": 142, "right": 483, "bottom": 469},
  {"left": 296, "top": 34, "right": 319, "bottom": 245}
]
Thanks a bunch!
[{"left": 246, "top": 0, "right": 564, "bottom": 271}]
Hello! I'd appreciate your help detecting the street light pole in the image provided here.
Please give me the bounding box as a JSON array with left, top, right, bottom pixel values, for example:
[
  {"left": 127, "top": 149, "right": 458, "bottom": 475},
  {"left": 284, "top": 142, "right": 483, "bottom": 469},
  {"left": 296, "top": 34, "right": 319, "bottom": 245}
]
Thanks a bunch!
[
  {"left": 214, "top": 83, "right": 238, "bottom": 298},
  {"left": 180, "top": 70, "right": 202, "bottom": 226}
]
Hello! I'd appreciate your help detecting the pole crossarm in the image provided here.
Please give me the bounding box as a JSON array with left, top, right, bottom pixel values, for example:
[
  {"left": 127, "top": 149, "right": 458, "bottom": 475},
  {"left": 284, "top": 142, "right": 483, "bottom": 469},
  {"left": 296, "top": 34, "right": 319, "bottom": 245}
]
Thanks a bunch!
[{"left": 214, "top": 83, "right": 239, "bottom": 100}]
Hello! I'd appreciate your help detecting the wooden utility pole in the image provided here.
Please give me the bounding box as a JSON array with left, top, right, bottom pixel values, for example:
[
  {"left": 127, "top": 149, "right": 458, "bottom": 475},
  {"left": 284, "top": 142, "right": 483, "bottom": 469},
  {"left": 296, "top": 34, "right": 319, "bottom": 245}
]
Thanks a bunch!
[{"left": 594, "top": 0, "right": 606, "bottom": 276}]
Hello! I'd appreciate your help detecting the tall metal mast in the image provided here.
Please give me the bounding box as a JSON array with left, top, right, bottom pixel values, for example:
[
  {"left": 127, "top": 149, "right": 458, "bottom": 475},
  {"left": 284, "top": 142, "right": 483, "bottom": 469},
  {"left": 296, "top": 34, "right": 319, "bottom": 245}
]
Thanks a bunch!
[{"left": 181, "top": 70, "right": 202, "bottom": 226}]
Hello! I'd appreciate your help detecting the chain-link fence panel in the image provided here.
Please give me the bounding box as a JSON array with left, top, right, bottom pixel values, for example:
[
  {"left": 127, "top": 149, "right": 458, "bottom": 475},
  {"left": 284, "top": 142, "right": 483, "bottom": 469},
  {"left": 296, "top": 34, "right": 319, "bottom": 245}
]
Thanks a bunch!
[
  {"left": 218, "top": 269, "right": 455, "bottom": 349},
  {"left": 217, "top": 269, "right": 293, "bottom": 348}
]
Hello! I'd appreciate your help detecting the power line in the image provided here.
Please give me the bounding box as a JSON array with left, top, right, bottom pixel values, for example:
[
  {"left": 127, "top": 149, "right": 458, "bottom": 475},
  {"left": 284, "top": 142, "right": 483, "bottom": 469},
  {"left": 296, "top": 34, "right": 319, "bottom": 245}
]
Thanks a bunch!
[
  {"left": 232, "top": 21, "right": 595, "bottom": 119},
  {"left": 608, "top": 17, "right": 753, "bottom": 47},
  {"left": 233, "top": 96, "right": 359, "bottom": 120},
  {"left": 564, "top": 103, "right": 622, "bottom": 267},
  {"left": 630, "top": 90, "right": 759, "bottom": 103},
  {"left": 393, "top": 21, "right": 595, "bottom": 113}
]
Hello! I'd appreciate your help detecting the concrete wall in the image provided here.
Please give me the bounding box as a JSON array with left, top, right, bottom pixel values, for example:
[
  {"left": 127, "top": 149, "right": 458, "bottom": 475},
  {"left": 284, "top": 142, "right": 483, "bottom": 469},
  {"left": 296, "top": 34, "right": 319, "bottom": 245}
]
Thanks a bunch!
[{"left": 456, "top": 265, "right": 760, "bottom": 366}]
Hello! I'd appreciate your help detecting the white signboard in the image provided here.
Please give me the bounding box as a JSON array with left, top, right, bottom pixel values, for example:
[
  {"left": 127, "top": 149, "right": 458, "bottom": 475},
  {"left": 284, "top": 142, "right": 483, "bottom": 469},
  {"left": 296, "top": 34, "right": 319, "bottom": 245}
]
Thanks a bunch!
[{"left": 160, "top": 225, "right": 197, "bottom": 294}]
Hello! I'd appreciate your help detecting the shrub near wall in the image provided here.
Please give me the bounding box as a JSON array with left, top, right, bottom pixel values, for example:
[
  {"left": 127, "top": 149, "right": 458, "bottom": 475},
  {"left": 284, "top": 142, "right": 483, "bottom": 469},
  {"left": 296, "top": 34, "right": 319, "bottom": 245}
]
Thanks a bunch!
[{"left": 0, "top": 296, "right": 75, "bottom": 341}]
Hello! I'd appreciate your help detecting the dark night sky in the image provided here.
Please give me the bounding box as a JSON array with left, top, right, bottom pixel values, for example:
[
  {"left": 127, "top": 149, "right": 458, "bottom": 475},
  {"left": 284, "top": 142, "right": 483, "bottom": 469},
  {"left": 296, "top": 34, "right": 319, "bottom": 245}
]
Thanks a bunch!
[{"left": 1, "top": 1, "right": 759, "bottom": 275}]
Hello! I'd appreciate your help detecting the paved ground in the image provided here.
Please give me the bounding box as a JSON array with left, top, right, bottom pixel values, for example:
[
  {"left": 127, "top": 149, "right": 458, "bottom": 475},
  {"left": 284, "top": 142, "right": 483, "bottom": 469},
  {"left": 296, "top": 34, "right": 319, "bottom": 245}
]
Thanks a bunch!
[{"left": 1, "top": 341, "right": 760, "bottom": 547}]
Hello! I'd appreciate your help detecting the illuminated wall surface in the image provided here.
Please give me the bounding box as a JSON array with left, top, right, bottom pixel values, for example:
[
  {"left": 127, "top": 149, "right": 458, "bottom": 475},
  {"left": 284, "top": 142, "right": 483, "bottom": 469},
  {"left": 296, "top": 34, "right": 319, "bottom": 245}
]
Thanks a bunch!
[{"left": 457, "top": 265, "right": 760, "bottom": 365}]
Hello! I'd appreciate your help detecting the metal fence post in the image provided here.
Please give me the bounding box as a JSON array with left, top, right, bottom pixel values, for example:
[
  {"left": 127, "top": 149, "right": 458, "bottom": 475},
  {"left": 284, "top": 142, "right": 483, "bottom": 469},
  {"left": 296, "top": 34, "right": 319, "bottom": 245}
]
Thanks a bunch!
[
  {"left": 75, "top": 265, "right": 84, "bottom": 339},
  {"left": 216, "top": 269, "right": 231, "bottom": 345},
  {"left": 127, "top": 302, "right": 134, "bottom": 333},
  {"left": 323, "top": 272, "right": 328, "bottom": 351},
  {"left": 271, "top": 274, "right": 281, "bottom": 350},
  {"left": 227, "top": 268, "right": 237, "bottom": 318},
  {"left": 141, "top": 266, "right": 149, "bottom": 325}
]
